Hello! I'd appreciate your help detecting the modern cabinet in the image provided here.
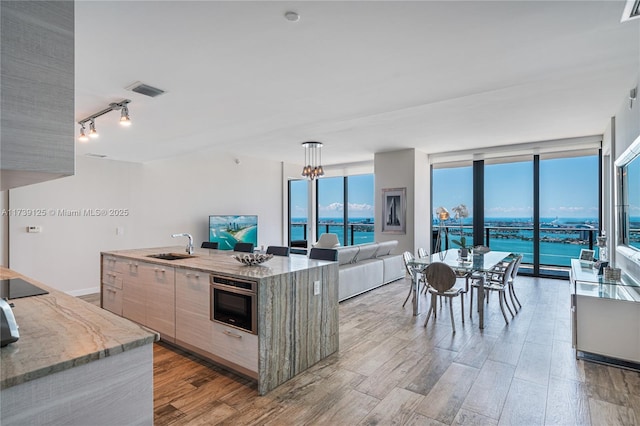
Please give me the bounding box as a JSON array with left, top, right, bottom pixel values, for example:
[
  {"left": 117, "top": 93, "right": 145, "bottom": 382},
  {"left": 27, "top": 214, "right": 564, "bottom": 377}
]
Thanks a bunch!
[
  {"left": 175, "top": 269, "right": 258, "bottom": 375},
  {"left": 570, "top": 259, "right": 640, "bottom": 364},
  {"left": 112, "top": 259, "right": 176, "bottom": 342},
  {"left": 1, "top": 1, "right": 75, "bottom": 190},
  {"left": 101, "top": 255, "right": 124, "bottom": 316}
]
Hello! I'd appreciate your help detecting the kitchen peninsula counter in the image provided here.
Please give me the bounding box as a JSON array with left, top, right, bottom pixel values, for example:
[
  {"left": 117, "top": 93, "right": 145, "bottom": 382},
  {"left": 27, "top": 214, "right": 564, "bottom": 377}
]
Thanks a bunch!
[
  {"left": 101, "top": 246, "right": 339, "bottom": 395},
  {"left": 0, "top": 266, "right": 157, "bottom": 425},
  {"left": 101, "top": 245, "right": 332, "bottom": 277}
]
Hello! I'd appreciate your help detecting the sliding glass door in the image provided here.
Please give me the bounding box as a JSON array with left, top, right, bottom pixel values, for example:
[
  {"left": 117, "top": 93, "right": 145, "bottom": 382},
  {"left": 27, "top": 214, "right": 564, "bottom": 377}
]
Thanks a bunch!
[
  {"left": 432, "top": 150, "right": 600, "bottom": 277},
  {"left": 484, "top": 159, "right": 534, "bottom": 265},
  {"left": 539, "top": 154, "right": 600, "bottom": 272}
]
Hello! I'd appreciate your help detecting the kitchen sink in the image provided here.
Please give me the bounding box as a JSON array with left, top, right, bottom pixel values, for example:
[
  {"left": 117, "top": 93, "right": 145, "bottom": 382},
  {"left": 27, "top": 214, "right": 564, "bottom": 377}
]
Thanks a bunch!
[{"left": 147, "top": 253, "right": 197, "bottom": 261}]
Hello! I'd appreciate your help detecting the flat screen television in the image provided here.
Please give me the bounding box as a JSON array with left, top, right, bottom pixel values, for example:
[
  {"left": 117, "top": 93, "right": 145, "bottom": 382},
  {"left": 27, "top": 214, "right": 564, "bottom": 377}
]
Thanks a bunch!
[{"left": 209, "top": 215, "right": 258, "bottom": 250}]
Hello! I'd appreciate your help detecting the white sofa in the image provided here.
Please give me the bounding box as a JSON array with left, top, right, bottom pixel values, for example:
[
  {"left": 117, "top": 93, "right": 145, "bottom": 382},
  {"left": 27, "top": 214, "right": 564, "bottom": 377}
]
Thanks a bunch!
[{"left": 336, "top": 240, "right": 405, "bottom": 302}]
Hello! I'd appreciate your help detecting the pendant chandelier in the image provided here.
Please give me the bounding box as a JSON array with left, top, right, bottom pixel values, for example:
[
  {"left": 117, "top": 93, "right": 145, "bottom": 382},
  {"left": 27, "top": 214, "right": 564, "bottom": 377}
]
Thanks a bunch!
[{"left": 301, "top": 141, "right": 324, "bottom": 180}]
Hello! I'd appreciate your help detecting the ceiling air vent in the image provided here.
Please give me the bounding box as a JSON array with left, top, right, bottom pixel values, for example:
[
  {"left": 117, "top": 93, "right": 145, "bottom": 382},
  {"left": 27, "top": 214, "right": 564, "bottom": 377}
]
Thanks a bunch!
[
  {"left": 622, "top": 0, "right": 640, "bottom": 22},
  {"left": 126, "top": 81, "right": 166, "bottom": 98}
]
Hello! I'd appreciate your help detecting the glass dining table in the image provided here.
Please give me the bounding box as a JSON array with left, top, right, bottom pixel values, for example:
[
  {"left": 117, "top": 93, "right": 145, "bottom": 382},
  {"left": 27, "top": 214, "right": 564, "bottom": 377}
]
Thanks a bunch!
[{"left": 408, "top": 248, "right": 516, "bottom": 329}]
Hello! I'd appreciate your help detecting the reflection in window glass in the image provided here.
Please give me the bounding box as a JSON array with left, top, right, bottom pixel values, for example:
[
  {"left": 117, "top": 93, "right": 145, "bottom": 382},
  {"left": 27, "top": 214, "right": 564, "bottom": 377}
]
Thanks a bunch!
[
  {"left": 540, "top": 155, "right": 599, "bottom": 267},
  {"left": 347, "top": 174, "right": 375, "bottom": 245},
  {"left": 485, "top": 160, "right": 533, "bottom": 263},
  {"left": 432, "top": 165, "right": 473, "bottom": 252},
  {"left": 627, "top": 157, "right": 640, "bottom": 249},
  {"left": 317, "top": 177, "right": 345, "bottom": 244},
  {"left": 289, "top": 180, "right": 308, "bottom": 245}
]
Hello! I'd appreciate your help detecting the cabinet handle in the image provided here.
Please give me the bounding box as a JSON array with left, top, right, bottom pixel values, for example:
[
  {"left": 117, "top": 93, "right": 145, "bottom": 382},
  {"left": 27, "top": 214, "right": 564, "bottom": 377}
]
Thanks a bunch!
[
  {"left": 154, "top": 268, "right": 165, "bottom": 273},
  {"left": 223, "top": 330, "right": 242, "bottom": 339},
  {"left": 186, "top": 273, "right": 200, "bottom": 278}
]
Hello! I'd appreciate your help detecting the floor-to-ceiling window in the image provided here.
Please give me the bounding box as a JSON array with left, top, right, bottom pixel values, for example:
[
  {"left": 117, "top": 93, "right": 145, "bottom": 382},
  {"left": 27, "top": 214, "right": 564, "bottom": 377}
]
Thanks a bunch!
[
  {"left": 539, "top": 153, "right": 600, "bottom": 270},
  {"left": 317, "top": 176, "right": 346, "bottom": 243},
  {"left": 431, "top": 149, "right": 600, "bottom": 277},
  {"left": 346, "top": 174, "right": 375, "bottom": 245},
  {"left": 288, "top": 179, "right": 308, "bottom": 246},
  {"left": 484, "top": 158, "right": 534, "bottom": 265},
  {"left": 432, "top": 164, "right": 473, "bottom": 252},
  {"left": 290, "top": 174, "right": 375, "bottom": 247}
]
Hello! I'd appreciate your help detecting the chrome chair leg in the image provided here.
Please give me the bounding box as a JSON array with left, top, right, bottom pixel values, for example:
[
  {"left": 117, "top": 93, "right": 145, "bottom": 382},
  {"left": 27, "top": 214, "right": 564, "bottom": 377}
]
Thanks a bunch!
[
  {"left": 508, "top": 284, "right": 519, "bottom": 313},
  {"left": 498, "top": 291, "right": 509, "bottom": 324}
]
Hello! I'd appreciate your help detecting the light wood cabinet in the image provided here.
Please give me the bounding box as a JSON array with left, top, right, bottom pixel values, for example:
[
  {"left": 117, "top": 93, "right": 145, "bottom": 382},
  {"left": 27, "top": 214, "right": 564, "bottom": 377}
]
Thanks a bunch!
[
  {"left": 101, "top": 255, "right": 124, "bottom": 316},
  {"left": 175, "top": 269, "right": 213, "bottom": 352},
  {"left": 175, "top": 269, "right": 258, "bottom": 373},
  {"left": 116, "top": 259, "right": 176, "bottom": 341},
  {"left": 210, "top": 322, "right": 258, "bottom": 373}
]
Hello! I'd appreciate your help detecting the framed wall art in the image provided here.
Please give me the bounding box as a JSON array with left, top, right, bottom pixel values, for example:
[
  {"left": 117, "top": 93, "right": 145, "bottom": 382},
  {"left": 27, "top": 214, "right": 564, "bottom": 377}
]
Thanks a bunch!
[{"left": 381, "top": 187, "right": 406, "bottom": 234}]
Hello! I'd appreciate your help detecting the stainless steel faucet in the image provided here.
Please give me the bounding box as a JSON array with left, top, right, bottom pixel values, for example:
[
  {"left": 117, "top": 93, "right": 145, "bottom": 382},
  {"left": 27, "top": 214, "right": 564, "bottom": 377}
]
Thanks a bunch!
[{"left": 172, "top": 233, "right": 194, "bottom": 254}]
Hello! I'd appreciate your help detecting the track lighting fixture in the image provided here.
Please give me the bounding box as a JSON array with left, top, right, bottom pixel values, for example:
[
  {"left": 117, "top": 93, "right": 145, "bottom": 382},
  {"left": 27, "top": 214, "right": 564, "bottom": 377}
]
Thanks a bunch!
[{"left": 77, "top": 99, "right": 131, "bottom": 141}]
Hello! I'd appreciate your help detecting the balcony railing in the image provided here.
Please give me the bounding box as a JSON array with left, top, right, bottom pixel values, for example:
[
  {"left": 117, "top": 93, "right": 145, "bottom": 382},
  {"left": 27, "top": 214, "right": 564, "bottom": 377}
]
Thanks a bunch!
[
  {"left": 290, "top": 222, "right": 375, "bottom": 246},
  {"left": 433, "top": 224, "right": 611, "bottom": 268}
]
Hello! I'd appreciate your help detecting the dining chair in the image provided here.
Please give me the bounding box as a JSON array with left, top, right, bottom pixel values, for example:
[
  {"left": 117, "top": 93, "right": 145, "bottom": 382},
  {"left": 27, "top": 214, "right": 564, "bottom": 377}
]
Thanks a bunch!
[
  {"left": 423, "top": 262, "right": 464, "bottom": 333},
  {"left": 266, "top": 245, "right": 290, "bottom": 257},
  {"left": 417, "top": 247, "right": 429, "bottom": 258},
  {"left": 402, "top": 251, "right": 426, "bottom": 307},
  {"left": 507, "top": 254, "right": 523, "bottom": 311},
  {"left": 469, "top": 257, "right": 516, "bottom": 324},
  {"left": 233, "top": 242, "right": 254, "bottom": 253},
  {"left": 308, "top": 247, "right": 338, "bottom": 261},
  {"left": 201, "top": 241, "right": 218, "bottom": 249}
]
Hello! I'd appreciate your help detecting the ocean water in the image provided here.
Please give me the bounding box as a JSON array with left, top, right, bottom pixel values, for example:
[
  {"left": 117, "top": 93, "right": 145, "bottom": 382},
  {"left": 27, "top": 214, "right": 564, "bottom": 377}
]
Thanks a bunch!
[{"left": 291, "top": 216, "right": 640, "bottom": 267}]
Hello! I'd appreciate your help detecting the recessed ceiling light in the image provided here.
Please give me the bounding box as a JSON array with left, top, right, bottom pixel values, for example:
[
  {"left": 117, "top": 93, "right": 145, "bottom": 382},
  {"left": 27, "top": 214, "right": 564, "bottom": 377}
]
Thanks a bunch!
[{"left": 284, "top": 11, "right": 300, "bottom": 22}]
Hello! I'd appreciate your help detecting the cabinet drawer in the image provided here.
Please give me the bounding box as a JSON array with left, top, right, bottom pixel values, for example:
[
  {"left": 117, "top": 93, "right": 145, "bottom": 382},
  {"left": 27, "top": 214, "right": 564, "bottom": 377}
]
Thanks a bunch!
[
  {"left": 102, "top": 255, "right": 125, "bottom": 274},
  {"left": 211, "top": 322, "right": 258, "bottom": 373},
  {"left": 102, "top": 271, "right": 123, "bottom": 289},
  {"left": 102, "top": 286, "right": 122, "bottom": 316}
]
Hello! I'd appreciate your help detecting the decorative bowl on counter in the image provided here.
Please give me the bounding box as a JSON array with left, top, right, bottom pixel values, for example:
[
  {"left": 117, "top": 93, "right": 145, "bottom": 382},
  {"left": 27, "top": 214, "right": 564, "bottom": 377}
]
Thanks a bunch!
[{"left": 232, "top": 253, "right": 274, "bottom": 266}]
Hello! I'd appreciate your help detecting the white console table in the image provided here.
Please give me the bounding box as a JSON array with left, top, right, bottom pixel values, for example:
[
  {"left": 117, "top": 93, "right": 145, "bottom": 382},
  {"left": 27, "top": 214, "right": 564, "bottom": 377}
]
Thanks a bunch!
[{"left": 570, "top": 259, "right": 640, "bottom": 366}]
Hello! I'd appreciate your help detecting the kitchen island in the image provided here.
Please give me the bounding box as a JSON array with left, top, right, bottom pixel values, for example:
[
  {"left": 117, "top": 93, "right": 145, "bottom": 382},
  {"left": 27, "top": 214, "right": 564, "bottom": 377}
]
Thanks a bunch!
[
  {"left": 101, "top": 246, "right": 339, "bottom": 395},
  {"left": 0, "top": 266, "right": 158, "bottom": 426}
]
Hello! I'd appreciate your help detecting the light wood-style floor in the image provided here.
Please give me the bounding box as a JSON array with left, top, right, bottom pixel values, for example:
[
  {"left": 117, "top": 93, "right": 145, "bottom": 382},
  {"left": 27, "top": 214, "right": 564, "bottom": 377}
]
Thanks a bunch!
[{"left": 81, "top": 275, "right": 640, "bottom": 425}]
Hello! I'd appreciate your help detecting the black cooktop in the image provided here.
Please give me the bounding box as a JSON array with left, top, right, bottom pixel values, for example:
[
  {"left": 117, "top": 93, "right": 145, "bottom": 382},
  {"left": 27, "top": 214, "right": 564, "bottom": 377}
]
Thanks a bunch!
[{"left": 0, "top": 278, "right": 49, "bottom": 300}]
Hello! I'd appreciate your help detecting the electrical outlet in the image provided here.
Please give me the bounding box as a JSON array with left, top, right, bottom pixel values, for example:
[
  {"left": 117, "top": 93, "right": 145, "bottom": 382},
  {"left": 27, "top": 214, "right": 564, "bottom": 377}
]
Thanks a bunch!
[{"left": 313, "top": 280, "right": 321, "bottom": 295}]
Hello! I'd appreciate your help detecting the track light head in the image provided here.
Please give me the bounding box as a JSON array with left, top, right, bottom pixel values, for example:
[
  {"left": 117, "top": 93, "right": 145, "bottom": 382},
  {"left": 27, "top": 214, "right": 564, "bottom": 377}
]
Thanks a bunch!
[
  {"left": 78, "top": 125, "right": 89, "bottom": 142},
  {"left": 88, "top": 119, "right": 99, "bottom": 138},
  {"left": 119, "top": 105, "right": 131, "bottom": 126}
]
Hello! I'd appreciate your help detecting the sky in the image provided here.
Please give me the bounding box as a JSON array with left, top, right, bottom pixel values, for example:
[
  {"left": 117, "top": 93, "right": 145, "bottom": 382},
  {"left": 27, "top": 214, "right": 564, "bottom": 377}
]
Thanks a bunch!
[
  {"left": 433, "top": 155, "right": 600, "bottom": 219},
  {"left": 291, "top": 154, "right": 601, "bottom": 222},
  {"left": 290, "top": 174, "right": 375, "bottom": 219}
]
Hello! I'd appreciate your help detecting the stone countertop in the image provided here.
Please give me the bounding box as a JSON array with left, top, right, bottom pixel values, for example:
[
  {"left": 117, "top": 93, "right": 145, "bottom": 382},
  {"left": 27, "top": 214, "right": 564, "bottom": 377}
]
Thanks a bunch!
[
  {"left": 102, "top": 246, "right": 334, "bottom": 280},
  {"left": 0, "top": 267, "right": 158, "bottom": 390}
]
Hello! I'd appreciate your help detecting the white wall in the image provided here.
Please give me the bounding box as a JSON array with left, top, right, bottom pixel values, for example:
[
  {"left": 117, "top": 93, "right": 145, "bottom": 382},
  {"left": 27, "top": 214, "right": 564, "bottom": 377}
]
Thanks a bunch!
[
  {"left": 8, "top": 151, "right": 284, "bottom": 295},
  {"left": 9, "top": 157, "right": 142, "bottom": 295},
  {"left": 374, "top": 149, "right": 430, "bottom": 255}
]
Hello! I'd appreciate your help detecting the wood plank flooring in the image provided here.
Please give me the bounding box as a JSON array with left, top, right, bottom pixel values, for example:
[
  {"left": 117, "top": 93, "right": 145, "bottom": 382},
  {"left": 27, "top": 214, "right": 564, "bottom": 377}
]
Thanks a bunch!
[{"left": 80, "top": 276, "right": 640, "bottom": 425}]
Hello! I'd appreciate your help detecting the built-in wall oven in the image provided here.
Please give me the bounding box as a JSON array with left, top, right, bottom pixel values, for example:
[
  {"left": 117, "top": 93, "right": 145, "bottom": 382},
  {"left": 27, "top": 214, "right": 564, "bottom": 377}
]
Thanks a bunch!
[{"left": 210, "top": 274, "right": 257, "bottom": 335}]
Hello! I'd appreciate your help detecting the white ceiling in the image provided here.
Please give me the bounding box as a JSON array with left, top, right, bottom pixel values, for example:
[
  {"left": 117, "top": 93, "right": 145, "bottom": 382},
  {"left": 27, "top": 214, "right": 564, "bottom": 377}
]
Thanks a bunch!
[{"left": 75, "top": 1, "right": 640, "bottom": 167}]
